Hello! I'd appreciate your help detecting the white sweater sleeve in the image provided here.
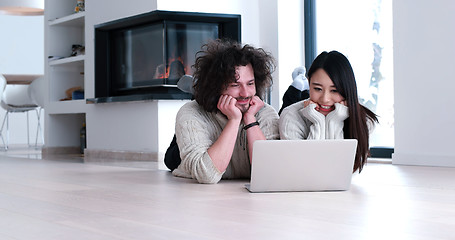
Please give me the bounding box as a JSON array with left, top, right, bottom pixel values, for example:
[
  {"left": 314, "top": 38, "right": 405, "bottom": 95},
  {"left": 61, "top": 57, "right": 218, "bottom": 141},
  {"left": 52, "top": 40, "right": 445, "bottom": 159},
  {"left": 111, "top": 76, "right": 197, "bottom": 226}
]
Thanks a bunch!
[
  {"left": 280, "top": 101, "right": 349, "bottom": 140},
  {"left": 173, "top": 103, "right": 223, "bottom": 184},
  {"left": 279, "top": 101, "right": 325, "bottom": 140},
  {"left": 301, "top": 103, "right": 326, "bottom": 140},
  {"left": 279, "top": 102, "right": 307, "bottom": 140},
  {"left": 325, "top": 103, "right": 348, "bottom": 139}
]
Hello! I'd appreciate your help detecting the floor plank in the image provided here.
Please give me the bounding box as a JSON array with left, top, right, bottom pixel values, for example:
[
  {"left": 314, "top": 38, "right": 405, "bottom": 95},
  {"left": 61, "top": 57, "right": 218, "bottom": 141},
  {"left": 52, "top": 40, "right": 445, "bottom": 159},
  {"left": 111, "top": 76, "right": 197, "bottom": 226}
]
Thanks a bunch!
[{"left": 0, "top": 148, "right": 454, "bottom": 239}]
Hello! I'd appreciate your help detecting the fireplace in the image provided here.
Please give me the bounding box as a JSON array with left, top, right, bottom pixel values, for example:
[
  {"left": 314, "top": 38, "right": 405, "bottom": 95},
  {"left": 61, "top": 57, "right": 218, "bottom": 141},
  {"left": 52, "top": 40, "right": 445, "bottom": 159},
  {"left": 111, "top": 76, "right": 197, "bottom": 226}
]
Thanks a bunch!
[{"left": 92, "top": 10, "right": 241, "bottom": 103}]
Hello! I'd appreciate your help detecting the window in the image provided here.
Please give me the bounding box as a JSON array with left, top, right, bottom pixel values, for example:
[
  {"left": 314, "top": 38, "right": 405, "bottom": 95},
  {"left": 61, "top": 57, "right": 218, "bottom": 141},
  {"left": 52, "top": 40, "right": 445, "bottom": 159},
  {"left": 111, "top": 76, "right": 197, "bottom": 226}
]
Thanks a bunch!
[{"left": 305, "top": 0, "right": 394, "bottom": 157}]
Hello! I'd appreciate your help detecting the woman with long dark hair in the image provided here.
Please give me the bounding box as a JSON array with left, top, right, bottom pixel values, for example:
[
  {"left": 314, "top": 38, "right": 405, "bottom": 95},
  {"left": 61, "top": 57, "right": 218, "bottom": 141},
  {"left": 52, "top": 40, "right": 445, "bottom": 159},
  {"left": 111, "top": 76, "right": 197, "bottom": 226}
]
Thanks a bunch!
[{"left": 279, "top": 50, "right": 378, "bottom": 173}]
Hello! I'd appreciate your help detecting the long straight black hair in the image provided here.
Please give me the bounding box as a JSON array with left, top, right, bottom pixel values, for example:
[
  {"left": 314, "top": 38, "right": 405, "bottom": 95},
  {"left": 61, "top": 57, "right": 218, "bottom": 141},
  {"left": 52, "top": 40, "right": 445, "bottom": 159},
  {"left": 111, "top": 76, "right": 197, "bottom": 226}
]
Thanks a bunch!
[{"left": 307, "top": 51, "right": 378, "bottom": 173}]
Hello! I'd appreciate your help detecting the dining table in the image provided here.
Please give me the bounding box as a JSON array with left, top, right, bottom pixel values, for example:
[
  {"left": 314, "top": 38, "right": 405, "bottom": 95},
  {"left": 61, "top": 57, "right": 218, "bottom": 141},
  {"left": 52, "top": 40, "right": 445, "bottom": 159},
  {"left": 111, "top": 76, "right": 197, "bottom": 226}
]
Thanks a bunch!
[{"left": 3, "top": 74, "right": 43, "bottom": 84}]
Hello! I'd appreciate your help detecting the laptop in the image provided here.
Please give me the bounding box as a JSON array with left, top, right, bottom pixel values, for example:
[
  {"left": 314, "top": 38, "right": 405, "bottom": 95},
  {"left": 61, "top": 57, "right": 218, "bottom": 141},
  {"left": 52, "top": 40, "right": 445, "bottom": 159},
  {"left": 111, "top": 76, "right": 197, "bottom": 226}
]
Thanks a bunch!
[{"left": 246, "top": 139, "right": 358, "bottom": 193}]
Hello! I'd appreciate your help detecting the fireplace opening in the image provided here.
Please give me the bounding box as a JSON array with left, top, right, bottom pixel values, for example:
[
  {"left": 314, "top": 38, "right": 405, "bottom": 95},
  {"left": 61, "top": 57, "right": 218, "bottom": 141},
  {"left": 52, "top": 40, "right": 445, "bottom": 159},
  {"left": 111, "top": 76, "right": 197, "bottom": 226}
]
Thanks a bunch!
[{"left": 92, "top": 10, "right": 241, "bottom": 103}]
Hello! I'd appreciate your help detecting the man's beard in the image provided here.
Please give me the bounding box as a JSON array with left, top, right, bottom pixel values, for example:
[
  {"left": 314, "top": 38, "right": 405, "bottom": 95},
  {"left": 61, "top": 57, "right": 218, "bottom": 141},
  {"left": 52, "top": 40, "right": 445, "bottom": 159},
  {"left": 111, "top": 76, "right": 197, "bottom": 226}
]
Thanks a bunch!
[{"left": 236, "top": 97, "right": 252, "bottom": 113}]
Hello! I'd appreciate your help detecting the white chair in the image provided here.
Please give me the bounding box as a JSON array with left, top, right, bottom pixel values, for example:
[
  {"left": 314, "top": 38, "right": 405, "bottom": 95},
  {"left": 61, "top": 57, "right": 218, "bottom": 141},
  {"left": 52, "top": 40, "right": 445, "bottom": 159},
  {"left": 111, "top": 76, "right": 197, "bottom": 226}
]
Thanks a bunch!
[
  {"left": 28, "top": 76, "right": 45, "bottom": 147},
  {"left": 0, "top": 75, "right": 41, "bottom": 150}
]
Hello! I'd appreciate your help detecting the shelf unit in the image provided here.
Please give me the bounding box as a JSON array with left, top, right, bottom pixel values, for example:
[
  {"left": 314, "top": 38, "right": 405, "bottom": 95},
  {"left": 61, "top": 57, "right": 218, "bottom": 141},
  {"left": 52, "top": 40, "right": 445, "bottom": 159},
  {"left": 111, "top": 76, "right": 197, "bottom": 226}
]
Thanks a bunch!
[
  {"left": 48, "top": 54, "right": 85, "bottom": 66},
  {"left": 48, "top": 11, "right": 85, "bottom": 26},
  {"left": 44, "top": 0, "right": 87, "bottom": 150}
]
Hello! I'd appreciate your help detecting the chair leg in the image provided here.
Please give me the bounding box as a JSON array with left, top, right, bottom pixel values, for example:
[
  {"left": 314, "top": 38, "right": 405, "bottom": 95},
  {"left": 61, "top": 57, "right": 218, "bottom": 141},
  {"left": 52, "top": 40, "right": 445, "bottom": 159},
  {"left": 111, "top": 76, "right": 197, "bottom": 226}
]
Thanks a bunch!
[
  {"left": 34, "top": 107, "right": 43, "bottom": 148},
  {"left": 27, "top": 111, "right": 30, "bottom": 147},
  {"left": 0, "top": 109, "right": 44, "bottom": 150},
  {"left": 40, "top": 111, "right": 44, "bottom": 145},
  {"left": 0, "top": 112, "right": 7, "bottom": 150},
  {"left": 6, "top": 112, "right": 9, "bottom": 150}
]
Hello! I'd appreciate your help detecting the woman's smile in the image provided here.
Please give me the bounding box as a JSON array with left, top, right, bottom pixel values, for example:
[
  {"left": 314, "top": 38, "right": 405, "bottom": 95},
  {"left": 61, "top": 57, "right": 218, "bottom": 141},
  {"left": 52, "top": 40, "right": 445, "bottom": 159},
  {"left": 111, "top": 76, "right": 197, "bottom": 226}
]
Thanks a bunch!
[{"left": 318, "top": 104, "right": 335, "bottom": 113}]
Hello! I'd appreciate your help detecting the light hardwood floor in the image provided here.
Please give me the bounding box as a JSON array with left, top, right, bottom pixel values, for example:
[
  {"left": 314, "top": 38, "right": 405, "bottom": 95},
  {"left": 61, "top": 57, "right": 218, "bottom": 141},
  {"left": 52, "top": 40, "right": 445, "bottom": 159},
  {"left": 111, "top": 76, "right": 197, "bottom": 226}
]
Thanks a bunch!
[{"left": 1, "top": 146, "right": 454, "bottom": 240}]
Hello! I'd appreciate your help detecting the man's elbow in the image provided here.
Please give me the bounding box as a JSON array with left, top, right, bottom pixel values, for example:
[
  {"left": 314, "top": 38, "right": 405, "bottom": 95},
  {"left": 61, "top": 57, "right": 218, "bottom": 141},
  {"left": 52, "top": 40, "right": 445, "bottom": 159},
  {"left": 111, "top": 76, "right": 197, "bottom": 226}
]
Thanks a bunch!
[
  {"left": 195, "top": 174, "right": 221, "bottom": 184},
  {"left": 194, "top": 166, "right": 222, "bottom": 184}
]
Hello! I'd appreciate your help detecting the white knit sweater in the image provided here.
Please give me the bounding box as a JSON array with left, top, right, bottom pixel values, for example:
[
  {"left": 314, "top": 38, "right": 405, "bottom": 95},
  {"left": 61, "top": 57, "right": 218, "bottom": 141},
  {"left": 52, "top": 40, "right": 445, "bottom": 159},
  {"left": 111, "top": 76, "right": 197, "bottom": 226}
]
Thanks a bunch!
[
  {"left": 279, "top": 100, "right": 349, "bottom": 140},
  {"left": 173, "top": 100, "right": 280, "bottom": 184}
]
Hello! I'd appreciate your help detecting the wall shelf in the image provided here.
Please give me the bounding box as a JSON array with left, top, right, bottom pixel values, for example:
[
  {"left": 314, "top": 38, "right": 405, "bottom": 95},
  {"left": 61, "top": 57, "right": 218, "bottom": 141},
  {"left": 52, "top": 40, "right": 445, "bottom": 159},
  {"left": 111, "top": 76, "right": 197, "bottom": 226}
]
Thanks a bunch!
[
  {"left": 48, "top": 11, "right": 85, "bottom": 27},
  {"left": 49, "top": 55, "right": 85, "bottom": 66},
  {"left": 45, "top": 0, "right": 87, "bottom": 149},
  {"left": 46, "top": 100, "right": 87, "bottom": 114}
]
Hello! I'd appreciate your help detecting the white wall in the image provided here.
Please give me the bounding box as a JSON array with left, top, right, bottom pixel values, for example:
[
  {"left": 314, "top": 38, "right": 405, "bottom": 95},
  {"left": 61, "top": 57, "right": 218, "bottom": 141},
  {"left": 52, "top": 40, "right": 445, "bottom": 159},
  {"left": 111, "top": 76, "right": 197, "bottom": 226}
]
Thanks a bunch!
[
  {"left": 0, "top": 14, "right": 44, "bottom": 146},
  {"left": 392, "top": 0, "right": 455, "bottom": 167},
  {"left": 277, "top": 0, "right": 305, "bottom": 108},
  {"left": 84, "top": 0, "right": 287, "bottom": 158},
  {"left": 0, "top": 15, "right": 44, "bottom": 74}
]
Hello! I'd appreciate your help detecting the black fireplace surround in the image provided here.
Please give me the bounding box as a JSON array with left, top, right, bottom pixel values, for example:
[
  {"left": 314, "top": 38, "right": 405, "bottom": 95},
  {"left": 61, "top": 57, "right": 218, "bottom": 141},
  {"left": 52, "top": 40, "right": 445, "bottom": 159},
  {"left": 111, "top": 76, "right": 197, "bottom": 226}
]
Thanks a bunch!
[{"left": 90, "top": 10, "right": 241, "bottom": 103}]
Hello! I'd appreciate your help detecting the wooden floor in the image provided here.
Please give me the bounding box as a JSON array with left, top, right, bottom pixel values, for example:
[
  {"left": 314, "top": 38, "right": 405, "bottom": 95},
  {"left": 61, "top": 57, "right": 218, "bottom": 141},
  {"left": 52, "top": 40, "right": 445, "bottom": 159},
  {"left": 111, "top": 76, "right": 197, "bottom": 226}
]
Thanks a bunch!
[{"left": 1, "top": 146, "right": 454, "bottom": 240}]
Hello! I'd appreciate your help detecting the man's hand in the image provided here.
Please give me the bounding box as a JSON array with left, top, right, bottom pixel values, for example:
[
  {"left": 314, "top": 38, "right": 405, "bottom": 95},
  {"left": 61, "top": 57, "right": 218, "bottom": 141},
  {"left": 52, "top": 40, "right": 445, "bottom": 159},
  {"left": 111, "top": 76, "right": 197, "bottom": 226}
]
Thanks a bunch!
[
  {"left": 209, "top": 95, "right": 243, "bottom": 173},
  {"left": 217, "top": 95, "right": 242, "bottom": 122},
  {"left": 243, "top": 95, "right": 264, "bottom": 124}
]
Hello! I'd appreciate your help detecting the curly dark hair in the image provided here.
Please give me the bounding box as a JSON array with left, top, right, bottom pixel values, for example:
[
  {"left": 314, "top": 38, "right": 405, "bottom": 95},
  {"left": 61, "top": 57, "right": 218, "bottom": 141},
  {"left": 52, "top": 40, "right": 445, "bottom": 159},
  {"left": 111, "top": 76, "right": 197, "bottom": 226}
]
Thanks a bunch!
[{"left": 193, "top": 39, "right": 275, "bottom": 112}]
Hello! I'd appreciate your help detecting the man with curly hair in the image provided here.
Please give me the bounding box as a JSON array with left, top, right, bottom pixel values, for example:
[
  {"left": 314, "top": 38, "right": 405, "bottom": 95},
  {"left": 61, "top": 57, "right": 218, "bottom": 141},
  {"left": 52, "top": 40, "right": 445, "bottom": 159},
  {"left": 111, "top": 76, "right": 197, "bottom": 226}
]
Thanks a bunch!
[{"left": 168, "top": 39, "right": 279, "bottom": 184}]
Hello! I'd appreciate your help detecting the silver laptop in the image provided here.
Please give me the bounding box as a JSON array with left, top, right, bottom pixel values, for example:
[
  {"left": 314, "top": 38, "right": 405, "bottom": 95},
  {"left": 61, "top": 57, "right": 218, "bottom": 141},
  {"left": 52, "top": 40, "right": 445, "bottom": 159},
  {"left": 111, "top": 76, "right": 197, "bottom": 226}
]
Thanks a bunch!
[{"left": 246, "top": 139, "right": 358, "bottom": 192}]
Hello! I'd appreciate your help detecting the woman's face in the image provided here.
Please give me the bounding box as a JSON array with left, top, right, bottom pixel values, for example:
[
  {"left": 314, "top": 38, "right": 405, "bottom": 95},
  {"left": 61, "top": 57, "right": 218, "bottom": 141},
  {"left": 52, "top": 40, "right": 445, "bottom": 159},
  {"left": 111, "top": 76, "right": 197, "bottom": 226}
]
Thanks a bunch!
[{"left": 309, "top": 69, "right": 345, "bottom": 116}]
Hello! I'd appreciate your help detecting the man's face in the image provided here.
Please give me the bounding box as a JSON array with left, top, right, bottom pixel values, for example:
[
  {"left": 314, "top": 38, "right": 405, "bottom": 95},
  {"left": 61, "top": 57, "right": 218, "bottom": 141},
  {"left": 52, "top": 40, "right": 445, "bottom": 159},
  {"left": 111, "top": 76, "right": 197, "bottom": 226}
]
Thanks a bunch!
[{"left": 221, "top": 64, "right": 256, "bottom": 113}]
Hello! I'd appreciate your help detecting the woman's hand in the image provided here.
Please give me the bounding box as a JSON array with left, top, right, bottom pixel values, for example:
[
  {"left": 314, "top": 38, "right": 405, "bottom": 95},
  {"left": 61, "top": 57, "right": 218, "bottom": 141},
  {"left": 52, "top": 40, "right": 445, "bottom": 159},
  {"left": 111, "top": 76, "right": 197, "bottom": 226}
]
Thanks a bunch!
[
  {"left": 303, "top": 99, "right": 319, "bottom": 111},
  {"left": 326, "top": 102, "right": 349, "bottom": 121}
]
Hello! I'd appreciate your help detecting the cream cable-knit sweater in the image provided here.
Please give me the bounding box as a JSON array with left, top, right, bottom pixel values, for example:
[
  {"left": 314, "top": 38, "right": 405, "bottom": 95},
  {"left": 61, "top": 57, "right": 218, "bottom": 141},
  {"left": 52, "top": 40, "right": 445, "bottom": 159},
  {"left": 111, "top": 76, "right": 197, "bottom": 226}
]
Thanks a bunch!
[
  {"left": 279, "top": 100, "right": 349, "bottom": 140},
  {"left": 173, "top": 100, "right": 280, "bottom": 184}
]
